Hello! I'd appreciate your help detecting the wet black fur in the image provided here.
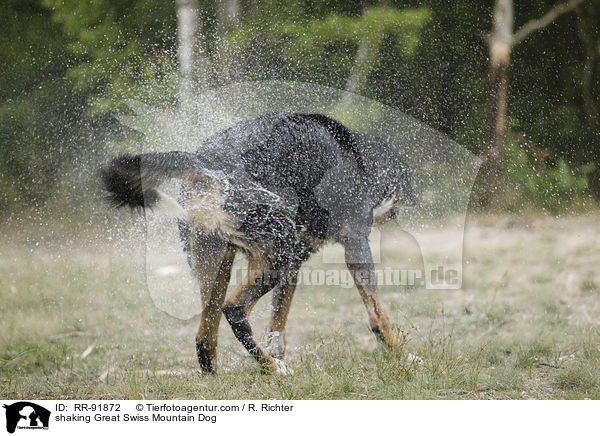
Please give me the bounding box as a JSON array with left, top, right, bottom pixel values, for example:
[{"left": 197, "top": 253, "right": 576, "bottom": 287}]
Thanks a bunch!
[{"left": 102, "top": 112, "right": 412, "bottom": 263}]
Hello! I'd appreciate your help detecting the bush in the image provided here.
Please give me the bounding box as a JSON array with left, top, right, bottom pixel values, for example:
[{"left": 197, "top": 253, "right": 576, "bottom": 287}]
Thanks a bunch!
[{"left": 499, "top": 134, "right": 596, "bottom": 214}]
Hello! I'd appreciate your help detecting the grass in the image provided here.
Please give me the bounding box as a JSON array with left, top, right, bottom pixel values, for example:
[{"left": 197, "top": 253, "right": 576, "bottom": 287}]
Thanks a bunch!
[{"left": 1, "top": 211, "right": 600, "bottom": 399}]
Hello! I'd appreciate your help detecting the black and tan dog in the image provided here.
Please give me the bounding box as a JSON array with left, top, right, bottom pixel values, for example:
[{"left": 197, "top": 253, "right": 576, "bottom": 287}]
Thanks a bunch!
[{"left": 101, "top": 112, "right": 415, "bottom": 374}]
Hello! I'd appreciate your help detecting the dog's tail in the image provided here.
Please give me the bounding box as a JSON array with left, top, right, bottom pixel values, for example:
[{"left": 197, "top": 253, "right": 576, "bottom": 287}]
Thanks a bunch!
[{"left": 100, "top": 151, "right": 198, "bottom": 219}]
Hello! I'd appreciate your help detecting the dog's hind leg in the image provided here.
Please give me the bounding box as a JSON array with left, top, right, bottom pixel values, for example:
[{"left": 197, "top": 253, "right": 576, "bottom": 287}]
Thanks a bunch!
[
  {"left": 222, "top": 256, "right": 283, "bottom": 374},
  {"left": 265, "top": 265, "right": 300, "bottom": 359},
  {"left": 266, "top": 239, "right": 319, "bottom": 358},
  {"left": 188, "top": 232, "right": 235, "bottom": 374},
  {"left": 343, "top": 234, "right": 404, "bottom": 354}
]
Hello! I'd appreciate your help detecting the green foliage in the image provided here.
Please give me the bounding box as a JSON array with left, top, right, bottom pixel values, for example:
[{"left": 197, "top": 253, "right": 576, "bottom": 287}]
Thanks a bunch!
[
  {"left": 42, "top": 0, "right": 179, "bottom": 115},
  {"left": 501, "top": 134, "right": 596, "bottom": 214},
  {"left": 1, "top": 0, "right": 179, "bottom": 211},
  {"left": 0, "top": 0, "right": 84, "bottom": 210},
  {"left": 1, "top": 0, "right": 599, "bottom": 212},
  {"left": 279, "top": 7, "right": 430, "bottom": 58},
  {"left": 225, "top": 4, "right": 429, "bottom": 88}
]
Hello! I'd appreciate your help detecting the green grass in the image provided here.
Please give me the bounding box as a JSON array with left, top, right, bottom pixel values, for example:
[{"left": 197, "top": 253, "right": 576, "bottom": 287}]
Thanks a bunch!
[{"left": 2, "top": 212, "right": 600, "bottom": 399}]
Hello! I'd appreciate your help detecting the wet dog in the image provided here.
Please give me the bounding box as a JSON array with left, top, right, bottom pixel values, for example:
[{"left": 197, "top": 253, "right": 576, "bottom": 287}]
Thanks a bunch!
[{"left": 100, "top": 112, "right": 415, "bottom": 374}]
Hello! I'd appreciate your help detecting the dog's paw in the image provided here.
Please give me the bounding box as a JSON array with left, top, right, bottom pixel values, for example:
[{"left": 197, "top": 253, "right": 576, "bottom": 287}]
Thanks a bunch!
[{"left": 263, "top": 331, "right": 286, "bottom": 359}]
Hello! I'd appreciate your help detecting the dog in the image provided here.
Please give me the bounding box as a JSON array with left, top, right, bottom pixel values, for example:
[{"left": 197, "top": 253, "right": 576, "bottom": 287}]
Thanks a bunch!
[{"left": 100, "top": 112, "right": 415, "bottom": 374}]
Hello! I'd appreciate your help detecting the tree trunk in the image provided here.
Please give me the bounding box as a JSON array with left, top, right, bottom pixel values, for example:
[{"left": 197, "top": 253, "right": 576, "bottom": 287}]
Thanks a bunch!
[
  {"left": 478, "top": 0, "right": 513, "bottom": 205},
  {"left": 176, "top": 0, "right": 211, "bottom": 107},
  {"left": 216, "top": 0, "right": 241, "bottom": 31},
  {"left": 478, "top": 0, "right": 586, "bottom": 206},
  {"left": 576, "top": 7, "right": 599, "bottom": 128},
  {"left": 340, "top": 33, "right": 384, "bottom": 108},
  {"left": 488, "top": 1, "right": 512, "bottom": 159},
  {"left": 214, "top": 0, "right": 242, "bottom": 83},
  {"left": 489, "top": 2, "right": 512, "bottom": 170}
]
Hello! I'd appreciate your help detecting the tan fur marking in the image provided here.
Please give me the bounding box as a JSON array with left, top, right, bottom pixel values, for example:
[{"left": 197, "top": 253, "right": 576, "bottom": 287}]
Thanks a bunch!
[
  {"left": 190, "top": 238, "right": 235, "bottom": 374},
  {"left": 349, "top": 267, "right": 404, "bottom": 354},
  {"left": 223, "top": 254, "right": 268, "bottom": 313},
  {"left": 222, "top": 253, "right": 280, "bottom": 373},
  {"left": 269, "top": 235, "right": 321, "bottom": 333},
  {"left": 269, "top": 281, "right": 296, "bottom": 332},
  {"left": 180, "top": 174, "right": 247, "bottom": 248}
]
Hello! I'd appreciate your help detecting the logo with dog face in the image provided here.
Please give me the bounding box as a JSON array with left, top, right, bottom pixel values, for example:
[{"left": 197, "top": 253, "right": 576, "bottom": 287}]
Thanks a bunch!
[{"left": 3, "top": 402, "right": 50, "bottom": 433}]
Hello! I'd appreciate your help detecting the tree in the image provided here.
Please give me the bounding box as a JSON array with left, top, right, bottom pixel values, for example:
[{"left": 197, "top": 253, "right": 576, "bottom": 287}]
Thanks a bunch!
[
  {"left": 176, "top": 0, "right": 202, "bottom": 106},
  {"left": 576, "top": 3, "right": 599, "bottom": 129},
  {"left": 0, "top": 0, "right": 84, "bottom": 210},
  {"left": 43, "top": 0, "right": 179, "bottom": 115},
  {"left": 481, "top": 0, "right": 586, "bottom": 203}
]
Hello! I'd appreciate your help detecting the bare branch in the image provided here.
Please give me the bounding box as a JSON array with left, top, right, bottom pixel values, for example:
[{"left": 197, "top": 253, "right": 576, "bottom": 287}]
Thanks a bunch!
[{"left": 512, "top": 0, "right": 586, "bottom": 46}]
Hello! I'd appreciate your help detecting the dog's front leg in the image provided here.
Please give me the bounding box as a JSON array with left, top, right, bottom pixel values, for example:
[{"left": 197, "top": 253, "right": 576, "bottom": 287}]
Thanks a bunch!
[{"left": 343, "top": 235, "right": 404, "bottom": 354}]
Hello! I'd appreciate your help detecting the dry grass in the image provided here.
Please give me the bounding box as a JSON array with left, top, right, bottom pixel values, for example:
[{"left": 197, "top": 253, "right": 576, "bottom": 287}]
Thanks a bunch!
[{"left": 1, "top": 211, "right": 600, "bottom": 399}]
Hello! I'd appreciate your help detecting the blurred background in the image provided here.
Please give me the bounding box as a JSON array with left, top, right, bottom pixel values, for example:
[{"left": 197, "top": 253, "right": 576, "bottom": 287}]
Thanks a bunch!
[
  {"left": 2, "top": 1, "right": 600, "bottom": 399},
  {"left": 1, "top": 0, "right": 599, "bottom": 217}
]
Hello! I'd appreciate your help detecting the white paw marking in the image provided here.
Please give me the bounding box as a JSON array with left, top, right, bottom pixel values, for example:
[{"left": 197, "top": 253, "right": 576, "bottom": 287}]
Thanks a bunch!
[{"left": 263, "top": 331, "right": 285, "bottom": 358}]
